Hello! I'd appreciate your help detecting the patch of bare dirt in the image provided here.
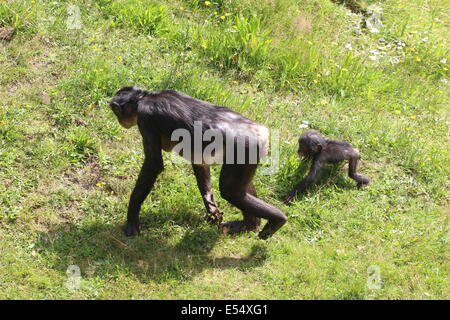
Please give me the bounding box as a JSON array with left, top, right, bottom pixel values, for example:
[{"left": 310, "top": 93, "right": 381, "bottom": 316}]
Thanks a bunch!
[
  {"left": 292, "top": 14, "right": 312, "bottom": 34},
  {"left": 70, "top": 156, "right": 102, "bottom": 190},
  {"left": 330, "top": 0, "right": 368, "bottom": 16},
  {"left": 0, "top": 26, "right": 14, "bottom": 41}
]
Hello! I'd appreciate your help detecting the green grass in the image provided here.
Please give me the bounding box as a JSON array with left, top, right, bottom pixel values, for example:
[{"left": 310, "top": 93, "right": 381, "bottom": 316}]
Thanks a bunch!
[{"left": 0, "top": 0, "right": 448, "bottom": 299}]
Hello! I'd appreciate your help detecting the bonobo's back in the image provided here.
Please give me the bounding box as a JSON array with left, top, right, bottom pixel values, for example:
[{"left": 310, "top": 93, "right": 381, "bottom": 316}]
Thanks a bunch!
[{"left": 140, "top": 90, "right": 261, "bottom": 135}]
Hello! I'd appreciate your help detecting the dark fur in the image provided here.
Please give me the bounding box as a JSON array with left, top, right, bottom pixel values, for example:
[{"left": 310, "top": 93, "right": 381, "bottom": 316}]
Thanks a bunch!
[
  {"left": 284, "top": 130, "right": 370, "bottom": 204},
  {"left": 109, "top": 87, "right": 287, "bottom": 239}
]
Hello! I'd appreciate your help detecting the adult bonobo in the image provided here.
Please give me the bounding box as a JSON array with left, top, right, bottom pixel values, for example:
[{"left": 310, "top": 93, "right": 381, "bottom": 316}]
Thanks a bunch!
[{"left": 109, "top": 87, "right": 287, "bottom": 240}]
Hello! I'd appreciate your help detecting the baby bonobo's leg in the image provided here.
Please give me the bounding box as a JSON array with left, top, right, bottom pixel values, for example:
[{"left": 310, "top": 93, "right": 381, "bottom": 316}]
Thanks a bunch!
[{"left": 348, "top": 157, "right": 370, "bottom": 188}]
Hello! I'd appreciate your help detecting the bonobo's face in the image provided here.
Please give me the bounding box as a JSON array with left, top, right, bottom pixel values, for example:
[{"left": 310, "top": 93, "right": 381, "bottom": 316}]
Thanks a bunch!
[
  {"left": 109, "top": 87, "right": 141, "bottom": 129},
  {"left": 110, "top": 101, "right": 138, "bottom": 129},
  {"left": 298, "top": 130, "right": 325, "bottom": 158},
  {"left": 297, "top": 142, "right": 313, "bottom": 158}
]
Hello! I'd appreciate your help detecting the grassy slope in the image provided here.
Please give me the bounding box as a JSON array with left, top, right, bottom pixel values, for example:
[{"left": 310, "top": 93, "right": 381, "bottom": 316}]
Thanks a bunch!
[{"left": 0, "top": 0, "right": 448, "bottom": 299}]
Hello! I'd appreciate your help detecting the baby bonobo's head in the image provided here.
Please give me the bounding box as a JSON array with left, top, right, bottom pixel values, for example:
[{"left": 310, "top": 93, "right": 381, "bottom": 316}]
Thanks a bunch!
[{"left": 298, "top": 130, "right": 327, "bottom": 158}]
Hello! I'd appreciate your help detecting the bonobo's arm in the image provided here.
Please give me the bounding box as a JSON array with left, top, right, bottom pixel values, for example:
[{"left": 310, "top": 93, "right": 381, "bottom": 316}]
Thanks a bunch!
[
  {"left": 192, "top": 164, "right": 223, "bottom": 224},
  {"left": 124, "top": 131, "right": 164, "bottom": 236},
  {"left": 284, "top": 157, "right": 323, "bottom": 204}
]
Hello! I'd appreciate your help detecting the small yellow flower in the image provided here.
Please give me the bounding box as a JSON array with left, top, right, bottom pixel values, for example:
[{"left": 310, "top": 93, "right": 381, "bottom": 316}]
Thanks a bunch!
[
  {"left": 225, "top": 13, "right": 232, "bottom": 16},
  {"left": 320, "top": 99, "right": 327, "bottom": 105},
  {"left": 180, "top": 6, "right": 184, "bottom": 10},
  {"left": 117, "top": 56, "right": 123, "bottom": 62},
  {"left": 410, "top": 115, "right": 416, "bottom": 120},
  {"left": 313, "top": 79, "right": 318, "bottom": 84},
  {"left": 341, "top": 68, "right": 348, "bottom": 72},
  {"left": 176, "top": 72, "right": 182, "bottom": 77},
  {"left": 220, "top": 16, "right": 225, "bottom": 20},
  {"left": 204, "top": 1, "right": 211, "bottom": 5},
  {"left": 394, "top": 110, "right": 401, "bottom": 114},
  {"left": 214, "top": 11, "right": 218, "bottom": 15},
  {"left": 416, "top": 57, "right": 421, "bottom": 62},
  {"left": 405, "top": 127, "right": 410, "bottom": 131}
]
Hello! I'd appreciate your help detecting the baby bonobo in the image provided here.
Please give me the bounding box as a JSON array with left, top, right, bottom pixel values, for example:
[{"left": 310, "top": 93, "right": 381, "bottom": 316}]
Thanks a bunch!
[{"left": 284, "top": 130, "right": 370, "bottom": 204}]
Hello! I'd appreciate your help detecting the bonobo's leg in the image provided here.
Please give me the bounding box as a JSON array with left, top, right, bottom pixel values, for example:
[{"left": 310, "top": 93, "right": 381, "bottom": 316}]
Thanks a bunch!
[
  {"left": 348, "top": 157, "right": 370, "bottom": 188},
  {"left": 192, "top": 164, "right": 223, "bottom": 224},
  {"left": 219, "top": 164, "right": 287, "bottom": 239},
  {"left": 243, "top": 183, "right": 261, "bottom": 231},
  {"left": 284, "top": 159, "right": 323, "bottom": 204},
  {"left": 124, "top": 133, "right": 163, "bottom": 237},
  {"left": 220, "top": 182, "right": 261, "bottom": 235}
]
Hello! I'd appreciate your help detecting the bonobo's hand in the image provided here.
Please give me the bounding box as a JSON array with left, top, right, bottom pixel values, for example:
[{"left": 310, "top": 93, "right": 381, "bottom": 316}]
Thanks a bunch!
[
  {"left": 283, "top": 190, "right": 297, "bottom": 205},
  {"left": 123, "top": 221, "right": 141, "bottom": 237},
  {"left": 206, "top": 208, "right": 224, "bottom": 225}
]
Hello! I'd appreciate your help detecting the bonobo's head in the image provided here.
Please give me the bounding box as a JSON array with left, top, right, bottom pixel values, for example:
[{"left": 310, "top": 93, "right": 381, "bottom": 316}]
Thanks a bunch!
[
  {"left": 298, "top": 130, "right": 327, "bottom": 158},
  {"left": 109, "top": 86, "right": 145, "bottom": 129}
]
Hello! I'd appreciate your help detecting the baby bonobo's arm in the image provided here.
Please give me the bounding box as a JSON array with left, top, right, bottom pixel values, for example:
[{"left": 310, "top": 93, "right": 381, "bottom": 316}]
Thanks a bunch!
[{"left": 284, "top": 157, "right": 323, "bottom": 204}]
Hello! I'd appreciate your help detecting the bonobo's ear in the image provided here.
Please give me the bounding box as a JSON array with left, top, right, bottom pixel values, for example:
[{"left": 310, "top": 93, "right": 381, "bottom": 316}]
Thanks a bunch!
[{"left": 312, "top": 144, "right": 322, "bottom": 153}]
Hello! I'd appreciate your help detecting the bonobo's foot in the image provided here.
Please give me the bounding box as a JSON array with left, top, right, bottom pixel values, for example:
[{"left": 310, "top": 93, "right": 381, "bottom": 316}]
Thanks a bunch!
[
  {"left": 283, "top": 190, "right": 297, "bottom": 205},
  {"left": 220, "top": 220, "right": 260, "bottom": 235},
  {"left": 206, "top": 209, "right": 224, "bottom": 225},
  {"left": 123, "top": 221, "right": 141, "bottom": 237},
  {"left": 220, "top": 220, "right": 247, "bottom": 235},
  {"left": 258, "top": 219, "right": 287, "bottom": 240},
  {"left": 357, "top": 177, "right": 371, "bottom": 189}
]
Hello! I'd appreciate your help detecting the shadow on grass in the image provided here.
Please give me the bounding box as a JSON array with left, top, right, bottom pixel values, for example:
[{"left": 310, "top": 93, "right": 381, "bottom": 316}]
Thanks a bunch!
[{"left": 37, "top": 207, "right": 268, "bottom": 284}]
